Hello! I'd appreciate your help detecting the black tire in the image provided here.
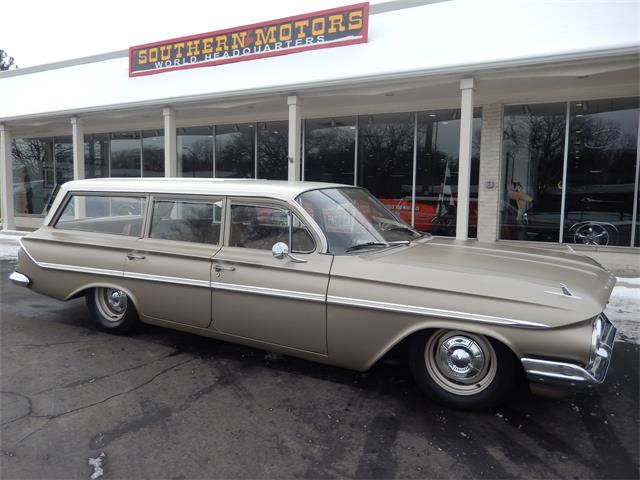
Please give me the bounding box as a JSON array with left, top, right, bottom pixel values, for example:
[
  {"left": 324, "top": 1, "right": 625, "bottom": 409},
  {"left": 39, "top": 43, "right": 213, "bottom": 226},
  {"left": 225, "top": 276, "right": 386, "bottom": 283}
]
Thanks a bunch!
[
  {"left": 85, "top": 287, "right": 139, "bottom": 334},
  {"left": 408, "top": 329, "right": 517, "bottom": 410}
]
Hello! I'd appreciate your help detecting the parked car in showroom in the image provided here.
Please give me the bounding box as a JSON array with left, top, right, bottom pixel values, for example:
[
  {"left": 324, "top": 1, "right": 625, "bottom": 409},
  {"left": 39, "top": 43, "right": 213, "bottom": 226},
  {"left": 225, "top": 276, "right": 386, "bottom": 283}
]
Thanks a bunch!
[{"left": 10, "top": 178, "right": 617, "bottom": 410}]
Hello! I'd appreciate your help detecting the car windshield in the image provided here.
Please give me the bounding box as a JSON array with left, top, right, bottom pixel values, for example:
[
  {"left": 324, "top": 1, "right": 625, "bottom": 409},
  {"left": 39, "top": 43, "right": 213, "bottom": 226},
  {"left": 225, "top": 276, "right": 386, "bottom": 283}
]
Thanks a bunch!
[{"left": 296, "top": 187, "right": 424, "bottom": 254}]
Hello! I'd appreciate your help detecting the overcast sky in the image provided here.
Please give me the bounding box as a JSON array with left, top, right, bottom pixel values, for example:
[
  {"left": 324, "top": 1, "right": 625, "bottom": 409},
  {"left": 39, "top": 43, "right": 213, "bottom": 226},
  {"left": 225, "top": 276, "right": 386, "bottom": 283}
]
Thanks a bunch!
[{"left": 2, "top": 0, "right": 387, "bottom": 68}]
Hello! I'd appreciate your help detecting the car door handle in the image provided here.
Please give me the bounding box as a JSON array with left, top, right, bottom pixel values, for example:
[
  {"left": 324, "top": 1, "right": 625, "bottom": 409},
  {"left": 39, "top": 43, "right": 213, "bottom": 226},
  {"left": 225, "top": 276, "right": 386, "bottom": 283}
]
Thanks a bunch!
[
  {"left": 214, "top": 264, "right": 236, "bottom": 272},
  {"left": 127, "top": 252, "right": 146, "bottom": 260}
]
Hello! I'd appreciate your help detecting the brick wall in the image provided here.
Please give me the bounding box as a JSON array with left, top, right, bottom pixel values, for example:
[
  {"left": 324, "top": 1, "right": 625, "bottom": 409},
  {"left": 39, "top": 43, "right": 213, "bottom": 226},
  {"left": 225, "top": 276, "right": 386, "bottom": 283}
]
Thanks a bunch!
[{"left": 477, "top": 103, "right": 503, "bottom": 243}]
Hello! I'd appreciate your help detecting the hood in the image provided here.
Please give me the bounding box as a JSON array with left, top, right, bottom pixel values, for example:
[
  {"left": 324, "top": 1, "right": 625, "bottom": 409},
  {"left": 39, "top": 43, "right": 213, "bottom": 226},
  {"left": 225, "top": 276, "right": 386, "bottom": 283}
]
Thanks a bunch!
[{"left": 338, "top": 237, "right": 616, "bottom": 327}]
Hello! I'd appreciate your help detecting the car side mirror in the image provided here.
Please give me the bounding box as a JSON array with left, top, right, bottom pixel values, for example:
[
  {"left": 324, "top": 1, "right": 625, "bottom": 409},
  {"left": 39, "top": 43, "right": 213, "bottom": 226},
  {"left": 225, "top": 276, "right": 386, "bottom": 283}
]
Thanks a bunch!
[
  {"left": 272, "top": 242, "right": 289, "bottom": 259},
  {"left": 272, "top": 242, "right": 307, "bottom": 263}
]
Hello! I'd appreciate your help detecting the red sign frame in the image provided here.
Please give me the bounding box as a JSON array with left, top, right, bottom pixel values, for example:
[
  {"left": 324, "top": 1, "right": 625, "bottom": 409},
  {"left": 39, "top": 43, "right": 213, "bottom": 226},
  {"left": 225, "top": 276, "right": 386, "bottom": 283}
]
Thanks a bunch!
[{"left": 129, "top": 3, "right": 369, "bottom": 77}]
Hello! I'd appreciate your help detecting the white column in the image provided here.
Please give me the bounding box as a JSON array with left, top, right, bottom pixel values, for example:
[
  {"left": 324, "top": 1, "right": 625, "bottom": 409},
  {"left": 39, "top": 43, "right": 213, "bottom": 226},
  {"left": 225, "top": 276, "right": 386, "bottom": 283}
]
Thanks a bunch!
[
  {"left": 456, "top": 78, "right": 475, "bottom": 241},
  {"left": 0, "top": 124, "right": 15, "bottom": 231},
  {"left": 287, "top": 95, "right": 302, "bottom": 181},
  {"left": 71, "top": 117, "right": 85, "bottom": 181},
  {"left": 163, "top": 107, "right": 177, "bottom": 177}
]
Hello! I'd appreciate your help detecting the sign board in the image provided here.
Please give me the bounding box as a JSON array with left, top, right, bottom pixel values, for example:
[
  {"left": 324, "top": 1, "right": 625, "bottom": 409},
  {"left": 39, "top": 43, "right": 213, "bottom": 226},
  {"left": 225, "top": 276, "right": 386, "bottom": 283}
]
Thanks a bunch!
[{"left": 129, "top": 3, "right": 369, "bottom": 77}]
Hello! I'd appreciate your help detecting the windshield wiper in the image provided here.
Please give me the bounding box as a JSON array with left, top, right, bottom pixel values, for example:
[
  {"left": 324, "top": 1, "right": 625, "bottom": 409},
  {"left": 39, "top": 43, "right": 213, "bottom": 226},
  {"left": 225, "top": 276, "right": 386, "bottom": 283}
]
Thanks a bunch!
[
  {"left": 345, "top": 242, "right": 388, "bottom": 252},
  {"left": 345, "top": 240, "right": 411, "bottom": 253}
]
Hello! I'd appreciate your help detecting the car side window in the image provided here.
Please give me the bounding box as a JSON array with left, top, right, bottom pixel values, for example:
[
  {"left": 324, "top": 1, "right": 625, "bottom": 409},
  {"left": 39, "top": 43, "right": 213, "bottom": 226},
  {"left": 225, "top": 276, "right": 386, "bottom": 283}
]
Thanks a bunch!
[
  {"left": 150, "top": 199, "right": 223, "bottom": 244},
  {"left": 229, "top": 204, "right": 315, "bottom": 253},
  {"left": 55, "top": 195, "right": 146, "bottom": 236}
]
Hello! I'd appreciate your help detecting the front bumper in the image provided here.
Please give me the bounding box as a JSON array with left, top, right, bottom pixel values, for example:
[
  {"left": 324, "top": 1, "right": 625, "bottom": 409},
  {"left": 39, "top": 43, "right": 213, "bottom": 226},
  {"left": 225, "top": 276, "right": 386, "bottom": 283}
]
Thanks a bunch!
[
  {"left": 9, "top": 271, "right": 31, "bottom": 287},
  {"left": 522, "top": 314, "right": 616, "bottom": 386}
]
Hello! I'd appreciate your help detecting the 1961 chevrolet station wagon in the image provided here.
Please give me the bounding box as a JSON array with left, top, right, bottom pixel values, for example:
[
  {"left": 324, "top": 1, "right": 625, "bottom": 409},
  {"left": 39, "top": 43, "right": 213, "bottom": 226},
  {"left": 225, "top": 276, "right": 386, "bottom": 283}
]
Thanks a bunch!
[{"left": 10, "top": 178, "right": 617, "bottom": 409}]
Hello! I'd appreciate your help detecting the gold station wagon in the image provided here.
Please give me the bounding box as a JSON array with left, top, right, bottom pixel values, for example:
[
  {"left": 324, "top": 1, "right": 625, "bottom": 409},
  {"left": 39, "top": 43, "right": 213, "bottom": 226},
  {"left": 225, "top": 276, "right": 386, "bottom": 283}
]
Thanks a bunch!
[{"left": 10, "top": 178, "right": 617, "bottom": 409}]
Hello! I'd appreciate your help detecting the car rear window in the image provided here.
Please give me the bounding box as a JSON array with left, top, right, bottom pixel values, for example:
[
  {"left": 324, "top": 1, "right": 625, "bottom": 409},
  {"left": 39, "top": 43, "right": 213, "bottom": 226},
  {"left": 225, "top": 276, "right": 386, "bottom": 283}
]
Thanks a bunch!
[{"left": 54, "top": 194, "right": 146, "bottom": 236}]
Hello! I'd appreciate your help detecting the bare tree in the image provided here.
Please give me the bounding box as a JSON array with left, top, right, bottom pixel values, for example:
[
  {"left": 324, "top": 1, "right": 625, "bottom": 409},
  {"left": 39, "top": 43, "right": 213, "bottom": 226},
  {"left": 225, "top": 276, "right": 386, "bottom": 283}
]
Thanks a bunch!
[{"left": 0, "top": 49, "right": 18, "bottom": 71}]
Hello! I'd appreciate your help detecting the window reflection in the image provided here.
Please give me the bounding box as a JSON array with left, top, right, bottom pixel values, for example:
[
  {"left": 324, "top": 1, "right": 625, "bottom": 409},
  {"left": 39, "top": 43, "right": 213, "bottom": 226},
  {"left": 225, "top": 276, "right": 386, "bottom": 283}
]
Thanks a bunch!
[
  {"left": 415, "top": 109, "right": 481, "bottom": 237},
  {"left": 501, "top": 103, "right": 567, "bottom": 242},
  {"left": 257, "top": 121, "right": 288, "bottom": 180},
  {"left": 304, "top": 116, "right": 356, "bottom": 185},
  {"left": 54, "top": 136, "right": 73, "bottom": 186},
  {"left": 178, "top": 126, "right": 213, "bottom": 177},
  {"left": 142, "top": 130, "right": 165, "bottom": 177},
  {"left": 215, "top": 123, "right": 255, "bottom": 178},
  {"left": 357, "top": 112, "right": 414, "bottom": 204},
  {"left": 12, "top": 138, "right": 52, "bottom": 214},
  {"left": 565, "top": 98, "right": 639, "bottom": 246},
  {"left": 110, "top": 132, "right": 141, "bottom": 177},
  {"left": 84, "top": 134, "right": 109, "bottom": 179}
]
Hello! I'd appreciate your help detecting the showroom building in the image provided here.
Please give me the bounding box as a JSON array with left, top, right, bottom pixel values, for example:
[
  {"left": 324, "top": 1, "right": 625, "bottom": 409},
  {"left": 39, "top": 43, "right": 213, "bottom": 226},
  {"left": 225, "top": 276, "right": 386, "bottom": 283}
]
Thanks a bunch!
[{"left": 1, "top": 0, "right": 639, "bottom": 273}]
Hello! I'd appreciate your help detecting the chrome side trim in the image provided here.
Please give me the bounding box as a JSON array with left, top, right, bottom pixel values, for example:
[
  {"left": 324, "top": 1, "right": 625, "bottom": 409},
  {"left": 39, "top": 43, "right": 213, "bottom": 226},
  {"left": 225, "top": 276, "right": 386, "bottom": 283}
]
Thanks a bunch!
[
  {"left": 211, "top": 281, "right": 325, "bottom": 303},
  {"left": 9, "top": 271, "right": 31, "bottom": 287},
  {"left": 39, "top": 262, "right": 124, "bottom": 278},
  {"left": 326, "top": 295, "right": 549, "bottom": 329},
  {"left": 17, "top": 238, "right": 38, "bottom": 264},
  {"left": 125, "top": 271, "right": 209, "bottom": 288}
]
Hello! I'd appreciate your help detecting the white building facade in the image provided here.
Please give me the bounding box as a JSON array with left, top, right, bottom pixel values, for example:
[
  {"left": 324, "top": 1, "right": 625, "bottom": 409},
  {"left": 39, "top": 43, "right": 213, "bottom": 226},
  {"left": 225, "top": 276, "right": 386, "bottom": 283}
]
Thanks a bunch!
[{"left": 1, "top": 0, "right": 639, "bottom": 273}]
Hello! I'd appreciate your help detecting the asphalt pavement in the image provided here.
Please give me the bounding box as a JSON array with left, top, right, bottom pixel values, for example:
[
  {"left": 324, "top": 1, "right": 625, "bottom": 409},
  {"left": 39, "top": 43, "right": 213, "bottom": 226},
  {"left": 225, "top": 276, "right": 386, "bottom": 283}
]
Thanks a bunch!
[{"left": 1, "top": 257, "right": 638, "bottom": 479}]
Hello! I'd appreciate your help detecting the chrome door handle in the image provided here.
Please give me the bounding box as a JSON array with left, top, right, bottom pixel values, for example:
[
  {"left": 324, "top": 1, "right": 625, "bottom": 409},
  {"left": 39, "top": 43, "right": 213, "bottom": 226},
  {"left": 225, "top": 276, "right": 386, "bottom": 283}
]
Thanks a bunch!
[
  {"left": 214, "top": 264, "right": 236, "bottom": 272},
  {"left": 127, "top": 252, "right": 146, "bottom": 260}
]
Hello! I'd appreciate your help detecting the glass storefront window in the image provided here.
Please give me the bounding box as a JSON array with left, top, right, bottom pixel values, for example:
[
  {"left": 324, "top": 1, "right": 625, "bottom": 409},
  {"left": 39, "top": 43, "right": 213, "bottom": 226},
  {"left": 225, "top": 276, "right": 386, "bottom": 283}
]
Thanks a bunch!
[
  {"left": 415, "top": 109, "right": 482, "bottom": 237},
  {"left": 302, "top": 111, "right": 482, "bottom": 237},
  {"left": 54, "top": 136, "right": 73, "bottom": 186},
  {"left": 501, "top": 103, "right": 567, "bottom": 242},
  {"left": 110, "top": 132, "right": 141, "bottom": 177},
  {"left": 304, "top": 116, "right": 356, "bottom": 185},
  {"left": 84, "top": 134, "right": 110, "bottom": 179},
  {"left": 257, "top": 121, "right": 288, "bottom": 180},
  {"left": 357, "top": 112, "right": 414, "bottom": 212},
  {"left": 12, "top": 138, "right": 52, "bottom": 214},
  {"left": 178, "top": 126, "right": 213, "bottom": 177},
  {"left": 215, "top": 123, "right": 255, "bottom": 178},
  {"left": 142, "top": 129, "right": 165, "bottom": 177},
  {"left": 565, "top": 98, "right": 639, "bottom": 246}
]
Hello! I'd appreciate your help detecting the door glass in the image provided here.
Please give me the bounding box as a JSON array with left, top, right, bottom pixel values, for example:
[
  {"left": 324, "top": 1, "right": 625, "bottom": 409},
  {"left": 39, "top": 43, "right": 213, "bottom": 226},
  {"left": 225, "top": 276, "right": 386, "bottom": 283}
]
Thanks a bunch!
[
  {"left": 55, "top": 195, "right": 145, "bottom": 236},
  {"left": 229, "top": 204, "right": 313, "bottom": 252},
  {"left": 150, "top": 199, "right": 223, "bottom": 244}
]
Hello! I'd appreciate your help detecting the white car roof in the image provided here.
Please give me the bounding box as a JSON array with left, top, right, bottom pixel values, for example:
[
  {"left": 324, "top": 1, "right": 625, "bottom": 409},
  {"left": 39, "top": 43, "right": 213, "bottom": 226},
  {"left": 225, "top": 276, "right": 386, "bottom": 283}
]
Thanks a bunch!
[{"left": 59, "top": 177, "right": 347, "bottom": 201}]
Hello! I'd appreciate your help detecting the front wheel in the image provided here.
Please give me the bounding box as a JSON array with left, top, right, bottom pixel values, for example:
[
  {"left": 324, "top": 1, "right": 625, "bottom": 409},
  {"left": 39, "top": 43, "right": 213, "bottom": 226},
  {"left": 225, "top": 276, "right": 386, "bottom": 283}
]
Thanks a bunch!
[
  {"left": 86, "top": 287, "right": 139, "bottom": 334},
  {"left": 409, "top": 329, "right": 517, "bottom": 410}
]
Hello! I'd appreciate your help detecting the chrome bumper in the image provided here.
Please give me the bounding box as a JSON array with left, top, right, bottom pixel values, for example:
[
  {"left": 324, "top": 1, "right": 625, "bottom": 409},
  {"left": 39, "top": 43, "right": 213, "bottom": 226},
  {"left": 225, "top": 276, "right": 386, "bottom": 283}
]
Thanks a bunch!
[
  {"left": 9, "top": 271, "right": 31, "bottom": 287},
  {"left": 522, "top": 314, "right": 616, "bottom": 386}
]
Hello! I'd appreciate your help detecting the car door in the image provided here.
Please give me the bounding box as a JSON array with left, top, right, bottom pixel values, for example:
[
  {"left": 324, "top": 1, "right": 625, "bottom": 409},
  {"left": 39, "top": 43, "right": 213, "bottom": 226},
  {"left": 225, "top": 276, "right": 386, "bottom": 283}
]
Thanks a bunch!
[
  {"left": 210, "top": 199, "right": 332, "bottom": 354},
  {"left": 123, "top": 195, "right": 224, "bottom": 328}
]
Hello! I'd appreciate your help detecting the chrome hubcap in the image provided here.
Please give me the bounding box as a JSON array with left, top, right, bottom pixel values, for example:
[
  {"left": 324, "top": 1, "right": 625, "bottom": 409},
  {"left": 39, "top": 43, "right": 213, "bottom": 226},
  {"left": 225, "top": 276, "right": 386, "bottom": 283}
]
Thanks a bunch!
[
  {"left": 425, "top": 330, "right": 497, "bottom": 395},
  {"left": 95, "top": 287, "right": 127, "bottom": 322},
  {"left": 437, "top": 336, "right": 486, "bottom": 384}
]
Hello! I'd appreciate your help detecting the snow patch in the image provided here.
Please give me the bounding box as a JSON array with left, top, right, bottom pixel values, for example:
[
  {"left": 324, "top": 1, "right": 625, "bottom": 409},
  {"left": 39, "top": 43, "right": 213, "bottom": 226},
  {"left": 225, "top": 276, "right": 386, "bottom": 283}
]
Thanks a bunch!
[{"left": 88, "top": 452, "right": 105, "bottom": 479}]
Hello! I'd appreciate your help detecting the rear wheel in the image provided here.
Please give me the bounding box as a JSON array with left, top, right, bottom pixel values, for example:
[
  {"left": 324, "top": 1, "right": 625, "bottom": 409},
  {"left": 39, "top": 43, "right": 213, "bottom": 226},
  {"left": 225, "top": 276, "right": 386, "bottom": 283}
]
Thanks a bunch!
[
  {"left": 86, "top": 287, "right": 139, "bottom": 334},
  {"left": 409, "top": 329, "right": 517, "bottom": 410}
]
